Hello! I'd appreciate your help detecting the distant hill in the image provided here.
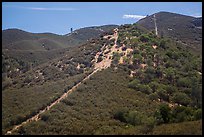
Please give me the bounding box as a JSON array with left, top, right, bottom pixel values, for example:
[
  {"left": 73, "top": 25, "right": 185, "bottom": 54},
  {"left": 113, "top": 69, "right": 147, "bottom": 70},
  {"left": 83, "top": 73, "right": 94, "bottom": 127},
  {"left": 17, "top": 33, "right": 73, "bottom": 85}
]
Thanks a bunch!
[
  {"left": 191, "top": 17, "right": 202, "bottom": 27},
  {"left": 2, "top": 25, "right": 118, "bottom": 51},
  {"left": 136, "top": 12, "right": 202, "bottom": 53},
  {"left": 2, "top": 25, "right": 118, "bottom": 78}
]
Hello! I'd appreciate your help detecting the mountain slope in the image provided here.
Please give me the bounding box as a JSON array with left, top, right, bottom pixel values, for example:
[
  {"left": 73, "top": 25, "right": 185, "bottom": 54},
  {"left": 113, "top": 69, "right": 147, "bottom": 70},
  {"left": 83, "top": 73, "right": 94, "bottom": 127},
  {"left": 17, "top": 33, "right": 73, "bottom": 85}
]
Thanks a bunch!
[
  {"left": 2, "top": 20, "right": 202, "bottom": 135},
  {"left": 136, "top": 12, "right": 202, "bottom": 53},
  {"left": 2, "top": 25, "right": 118, "bottom": 79},
  {"left": 2, "top": 25, "right": 118, "bottom": 51}
]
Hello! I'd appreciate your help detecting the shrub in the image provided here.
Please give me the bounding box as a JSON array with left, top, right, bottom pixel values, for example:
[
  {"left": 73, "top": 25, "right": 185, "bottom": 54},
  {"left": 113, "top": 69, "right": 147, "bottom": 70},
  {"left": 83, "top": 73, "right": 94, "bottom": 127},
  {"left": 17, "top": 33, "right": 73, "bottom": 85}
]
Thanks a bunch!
[
  {"left": 128, "top": 79, "right": 153, "bottom": 94},
  {"left": 159, "top": 39, "right": 167, "bottom": 49},
  {"left": 139, "top": 34, "right": 150, "bottom": 42},
  {"left": 142, "top": 116, "right": 156, "bottom": 133},
  {"left": 165, "top": 85, "right": 177, "bottom": 94},
  {"left": 157, "top": 88, "right": 169, "bottom": 102},
  {"left": 172, "top": 92, "right": 191, "bottom": 106},
  {"left": 125, "top": 111, "right": 144, "bottom": 126},
  {"left": 138, "top": 84, "right": 153, "bottom": 94},
  {"left": 114, "top": 109, "right": 128, "bottom": 123},
  {"left": 171, "top": 106, "right": 194, "bottom": 122},
  {"left": 114, "top": 110, "right": 147, "bottom": 126},
  {"left": 177, "top": 77, "right": 192, "bottom": 88},
  {"left": 158, "top": 104, "right": 171, "bottom": 123},
  {"left": 128, "top": 79, "right": 140, "bottom": 89},
  {"left": 149, "top": 81, "right": 159, "bottom": 93},
  {"left": 148, "top": 92, "right": 159, "bottom": 101},
  {"left": 193, "top": 109, "right": 202, "bottom": 120},
  {"left": 191, "top": 85, "right": 202, "bottom": 108}
]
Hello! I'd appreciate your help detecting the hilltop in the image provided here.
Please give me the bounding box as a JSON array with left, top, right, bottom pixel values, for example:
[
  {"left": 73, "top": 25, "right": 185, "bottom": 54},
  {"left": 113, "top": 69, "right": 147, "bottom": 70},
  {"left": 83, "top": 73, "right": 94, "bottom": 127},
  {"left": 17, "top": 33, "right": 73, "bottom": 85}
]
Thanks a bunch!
[{"left": 136, "top": 11, "right": 202, "bottom": 54}]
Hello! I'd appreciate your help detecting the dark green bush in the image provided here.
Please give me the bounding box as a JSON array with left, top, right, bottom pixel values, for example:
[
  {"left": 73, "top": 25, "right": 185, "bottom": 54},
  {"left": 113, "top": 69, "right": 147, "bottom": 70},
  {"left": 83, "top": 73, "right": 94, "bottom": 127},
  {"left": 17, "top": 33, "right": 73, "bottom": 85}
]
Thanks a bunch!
[
  {"left": 177, "top": 77, "right": 192, "bottom": 88},
  {"left": 157, "top": 88, "right": 169, "bottom": 102},
  {"left": 149, "top": 92, "right": 159, "bottom": 101},
  {"left": 172, "top": 92, "right": 191, "bottom": 106},
  {"left": 139, "top": 34, "right": 150, "bottom": 42},
  {"left": 114, "top": 110, "right": 148, "bottom": 126},
  {"left": 158, "top": 104, "right": 171, "bottom": 123},
  {"left": 193, "top": 109, "right": 202, "bottom": 120}
]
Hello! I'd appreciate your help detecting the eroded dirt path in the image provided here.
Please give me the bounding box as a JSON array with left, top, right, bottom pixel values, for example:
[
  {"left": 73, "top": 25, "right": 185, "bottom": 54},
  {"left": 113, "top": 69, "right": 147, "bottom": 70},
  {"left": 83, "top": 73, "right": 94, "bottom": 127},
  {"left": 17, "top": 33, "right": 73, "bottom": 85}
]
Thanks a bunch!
[
  {"left": 6, "top": 69, "right": 99, "bottom": 135},
  {"left": 94, "top": 28, "right": 119, "bottom": 70}
]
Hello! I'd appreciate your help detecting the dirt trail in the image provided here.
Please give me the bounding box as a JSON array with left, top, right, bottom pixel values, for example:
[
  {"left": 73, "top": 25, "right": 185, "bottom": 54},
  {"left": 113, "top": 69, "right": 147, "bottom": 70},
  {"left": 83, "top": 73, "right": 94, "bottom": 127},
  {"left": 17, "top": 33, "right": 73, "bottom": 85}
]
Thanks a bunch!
[
  {"left": 6, "top": 69, "right": 99, "bottom": 135},
  {"left": 6, "top": 28, "right": 119, "bottom": 135}
]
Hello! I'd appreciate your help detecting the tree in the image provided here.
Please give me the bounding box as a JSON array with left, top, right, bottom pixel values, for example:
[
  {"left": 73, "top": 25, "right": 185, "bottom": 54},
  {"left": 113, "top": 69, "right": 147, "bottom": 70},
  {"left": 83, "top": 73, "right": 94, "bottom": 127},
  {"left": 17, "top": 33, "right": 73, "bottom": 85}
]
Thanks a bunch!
[
  {"left": 191, "top": 85, "right": 202, "bottom": 108},
  {"left": 165, "top": 67, "right": 176, "bottom": 84},
  {"left": 159, "top": 104, "right": 171, "bottom": 123}
]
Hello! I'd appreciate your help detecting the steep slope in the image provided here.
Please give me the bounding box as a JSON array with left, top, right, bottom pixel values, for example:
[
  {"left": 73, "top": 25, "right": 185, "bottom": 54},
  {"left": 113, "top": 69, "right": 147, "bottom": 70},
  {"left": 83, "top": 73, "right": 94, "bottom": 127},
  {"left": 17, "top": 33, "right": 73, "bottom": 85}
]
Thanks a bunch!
[
  {"left": 3, "top": 22, "right": 202, "bottom": 135},
  {"left": 136, "top": 12, "right": 202, "bottom": 53}
]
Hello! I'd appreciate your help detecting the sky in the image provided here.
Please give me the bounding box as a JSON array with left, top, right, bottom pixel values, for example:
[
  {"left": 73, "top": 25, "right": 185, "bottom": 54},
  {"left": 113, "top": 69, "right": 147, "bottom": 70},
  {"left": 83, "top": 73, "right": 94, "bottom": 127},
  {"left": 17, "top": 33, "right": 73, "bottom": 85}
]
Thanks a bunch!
[{"left": 2, "top": 2, "right": 202, "bottom": 35}]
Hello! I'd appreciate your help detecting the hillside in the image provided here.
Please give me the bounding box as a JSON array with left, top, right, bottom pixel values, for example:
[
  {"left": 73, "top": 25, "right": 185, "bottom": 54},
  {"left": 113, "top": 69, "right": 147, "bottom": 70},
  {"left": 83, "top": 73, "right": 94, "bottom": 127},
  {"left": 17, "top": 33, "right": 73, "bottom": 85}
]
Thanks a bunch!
[
  {"left": 2, "top": 25, "right": 118, "bottom": 80},
  {"left": 2, "top": 19, "right": 202, "bottom": 135},
  {"left": 136, "top": 12, "right": 202, "bottom": 53},
  {"left": 2, "top": 25, "right": 118, "bottom": 50}
]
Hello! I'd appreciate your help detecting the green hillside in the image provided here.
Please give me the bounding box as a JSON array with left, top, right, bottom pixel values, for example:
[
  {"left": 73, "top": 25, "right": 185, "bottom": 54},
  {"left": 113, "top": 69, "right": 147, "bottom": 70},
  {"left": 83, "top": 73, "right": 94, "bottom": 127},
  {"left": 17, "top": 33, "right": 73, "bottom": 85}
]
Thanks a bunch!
[
  {"left": 2, "top": 12, "right": 202, "bottom": 135},
  {"left": 137, "top": 12, "right": 202, "bottom": 54},
  {"left": 2, "top": 25, "right": 117, "bottom": 82}
]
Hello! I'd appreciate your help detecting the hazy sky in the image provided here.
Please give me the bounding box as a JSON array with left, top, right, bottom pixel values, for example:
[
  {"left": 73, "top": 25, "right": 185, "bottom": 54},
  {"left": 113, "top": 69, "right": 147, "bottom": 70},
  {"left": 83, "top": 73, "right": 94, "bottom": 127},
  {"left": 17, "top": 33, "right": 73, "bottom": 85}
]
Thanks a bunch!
[{"left": 2, "top": 2, "right": 202, "bottom": 35}]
